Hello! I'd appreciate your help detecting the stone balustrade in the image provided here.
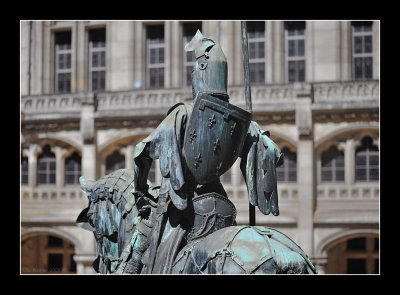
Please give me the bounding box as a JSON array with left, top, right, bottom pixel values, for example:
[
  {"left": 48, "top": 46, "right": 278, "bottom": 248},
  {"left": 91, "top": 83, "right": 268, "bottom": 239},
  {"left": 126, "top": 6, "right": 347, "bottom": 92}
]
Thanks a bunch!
[
  {"left": 317, "top": 182, "right": 379, "bottom": 200},
  {"left": 21, "top": 185, "right": 85, "bottom": 202},
  {"left": 312, "top": 80, "right": 379, "bottom": 109},
  {"left": 21, "top": 81, "right": 379, "bottom": 121}
]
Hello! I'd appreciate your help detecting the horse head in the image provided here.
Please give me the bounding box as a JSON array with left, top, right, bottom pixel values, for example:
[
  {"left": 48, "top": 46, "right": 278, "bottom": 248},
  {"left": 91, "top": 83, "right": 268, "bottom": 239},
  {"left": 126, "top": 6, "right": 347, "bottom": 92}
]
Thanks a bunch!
[{"left": 76, "top": 169, "right": 143, "bottom": 273}]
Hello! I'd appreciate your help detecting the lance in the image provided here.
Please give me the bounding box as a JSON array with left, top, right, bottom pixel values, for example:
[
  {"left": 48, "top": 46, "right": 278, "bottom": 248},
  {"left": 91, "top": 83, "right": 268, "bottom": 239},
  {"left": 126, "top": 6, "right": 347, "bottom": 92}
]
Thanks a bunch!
[{"left": 241, "top": 21, "right": 255, "bottom": 226}]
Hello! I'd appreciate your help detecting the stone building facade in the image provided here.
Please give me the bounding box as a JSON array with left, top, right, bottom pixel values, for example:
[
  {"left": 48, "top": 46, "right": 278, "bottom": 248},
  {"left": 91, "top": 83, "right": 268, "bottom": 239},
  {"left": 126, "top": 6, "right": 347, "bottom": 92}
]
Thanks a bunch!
[{"left": 20, "top": 20, "right": 379, "bottom": 274}]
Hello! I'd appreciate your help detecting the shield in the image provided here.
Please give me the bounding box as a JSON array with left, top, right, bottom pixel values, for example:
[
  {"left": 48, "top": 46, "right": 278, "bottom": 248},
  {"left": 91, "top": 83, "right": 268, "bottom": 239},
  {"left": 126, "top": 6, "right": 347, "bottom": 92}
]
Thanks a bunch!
[{"left": 183, "top": 93, "right": 251, "bottom": 184}]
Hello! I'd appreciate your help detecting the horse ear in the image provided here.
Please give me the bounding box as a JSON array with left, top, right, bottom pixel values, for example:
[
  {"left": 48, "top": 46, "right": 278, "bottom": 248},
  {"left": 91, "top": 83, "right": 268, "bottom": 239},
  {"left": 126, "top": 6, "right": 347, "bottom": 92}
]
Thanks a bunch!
[{"left": 76, "top": 208, "right": 95, "bottom": 232}]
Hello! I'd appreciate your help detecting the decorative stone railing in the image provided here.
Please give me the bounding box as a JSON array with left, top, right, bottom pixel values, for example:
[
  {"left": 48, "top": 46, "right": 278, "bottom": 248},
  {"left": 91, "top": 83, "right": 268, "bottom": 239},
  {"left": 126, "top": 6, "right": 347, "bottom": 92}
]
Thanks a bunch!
[
  {"left": 21, "top": 80, "right": 379, "bottom": 121},
  {"left": 312, "top": 80, "right": 379, "bottom": 109},
  {"left": 317, "top": 182, "right": 379, "bottom": 200},
  {"left": 224, "top": 183, "right": 299, "bottom": 203},
  {"left": 21, "top": 92, "right": 88, "bottom": 120},
  {"left": 21, "top": 186, "right": 85, "bottom": 202},
  {"left": 95, "top": 89, "right": 192, "bottom": 117}
]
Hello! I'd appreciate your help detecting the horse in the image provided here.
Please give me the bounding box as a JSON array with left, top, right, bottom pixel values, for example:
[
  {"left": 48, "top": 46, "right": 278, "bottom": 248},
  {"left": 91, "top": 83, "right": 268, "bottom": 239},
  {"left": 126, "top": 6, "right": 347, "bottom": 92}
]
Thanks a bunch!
[{"left": 76, "top": 169, "right": 316, "bottom": 274}]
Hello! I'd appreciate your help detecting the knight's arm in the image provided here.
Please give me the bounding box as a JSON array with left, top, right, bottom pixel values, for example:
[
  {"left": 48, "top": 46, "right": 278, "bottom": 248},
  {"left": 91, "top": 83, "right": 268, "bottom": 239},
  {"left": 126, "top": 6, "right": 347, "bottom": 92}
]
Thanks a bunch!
[{"left": 240, "top": 121, "right": 284, "bottom": 216}]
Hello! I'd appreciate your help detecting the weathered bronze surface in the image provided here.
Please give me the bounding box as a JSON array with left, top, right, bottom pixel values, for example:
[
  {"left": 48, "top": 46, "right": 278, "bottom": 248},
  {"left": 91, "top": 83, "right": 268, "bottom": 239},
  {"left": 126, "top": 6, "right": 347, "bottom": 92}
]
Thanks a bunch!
[{"left": 76, "top": 26, "right": 317, "bottom": 274}]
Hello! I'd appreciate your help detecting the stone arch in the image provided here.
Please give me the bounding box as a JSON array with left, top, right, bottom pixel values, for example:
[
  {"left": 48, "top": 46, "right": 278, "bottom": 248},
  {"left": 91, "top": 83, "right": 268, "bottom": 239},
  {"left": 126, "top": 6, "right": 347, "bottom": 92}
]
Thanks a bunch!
[
  {"left": 21, "top": 135, "right": 82, "bottom": 156},
  {"left": 315, "top": 228, "right": 379, "bottom": 257},
  {"left": 315, "top": 124, "right": 379, "bottom": 152},
  {"left": 266, "top": 127, "right": 298, "bottom": 151},
  {"left": 98, "top": 131, "right": 152, "bottom": 157},
  {"left": 21, "top": 226, "right": 82, "bottom": 251}
]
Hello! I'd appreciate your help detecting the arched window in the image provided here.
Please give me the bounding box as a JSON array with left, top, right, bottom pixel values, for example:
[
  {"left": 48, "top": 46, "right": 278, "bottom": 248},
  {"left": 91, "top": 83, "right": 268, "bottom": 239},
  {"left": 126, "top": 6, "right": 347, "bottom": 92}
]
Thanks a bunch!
[
  {"left": 21, "top": 234, "right": 76, "bottom": 274},
  {"left": 321, "top": 146, "right": 344, "bottom": 183},
  {"left": 37, "top": 145, "right": 56, "bottom": 185},
  {"left": 21, "top": 155, "right": 29, "bottom": 185},
  {"left": 355, "top": 136, "right": 379, "bottom": 182},
  {"left": 277, "top": 147, "right": 297, "bottom": 183},
  {"left": 105, "top": 150, "right": 125, "bottom": 175},
  {"left": 65, "top": 152, "right": 81, "bottom": 185},
  {"left": 326, "top": 235, "right": 379, "bottom": 274}
]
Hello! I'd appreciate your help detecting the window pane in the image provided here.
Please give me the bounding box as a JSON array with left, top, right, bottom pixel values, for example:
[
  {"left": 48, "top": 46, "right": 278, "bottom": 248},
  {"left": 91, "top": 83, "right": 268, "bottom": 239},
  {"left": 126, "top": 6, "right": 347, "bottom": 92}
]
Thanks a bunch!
[
  {"left": 258, "top": 42, "right": 265, "bottom": 58},
  {"left": 297, "top": 39, "right": 305, "bottom": 56},
  {"left": 355, "top": 168, "right": 366, "bottom": 181},
  {"left": 370, "top": 168, "right": 379, "bottom": 181},
  {"left": 288, "top": 40, "right": 295, "bottom": 57},
  {"left": 336, "top": 169, "right": 345, "bottom": 182},
  {"left": 288, "top": 61, "right": 295, "bottom": 82},
  {"left": 92, "top": 52, "right": 98, "bottom": 67},
  {"left": 59, "top": 54, "right": 64, "bottom": 69},
  {"left": 48, "top": 254, "right": 63, "bottom": 272},
  {"left": 49, "top": 172, "right": 56, "bottom": 184},
  {"left": 100, "top": 51, "right": 106, "bottom": 67},
  {"left": 364, "top": 57, "right": 373, "bottom": 79},
  {"left": 100, "top": 71, "right": 105, "bottom": 90},
  {"left": 369, "top": 154, "right": 379, "bottom": 166},
  {"left": 277, "top": 169, "right": 285, "bottom": 182},
  {"left": 321, "top": 169, "right": 332, "bottom": 182},
  {"left": 354, "top": 57, "right": 363, "bottom": 79},
  {"left": 288, "top": 170, "right": 297, "bottom": 182},
  {"left": 354, "top": 36, "right": 363, "bottom": 54},
  {"left": 48, "top": 236, "right": 63, "bottom": 247},
  {"left": 355, "top": 152, "right": 366, "bottom": 166},
  {"left": 374, "top": 259, "right": 379, "bottom": 274},
  {"left": 347, "top": 237, "right": 366, "bottom": 250},
  {"left": 374, "top": 238, "right": 379, "bottom": 251},
  {"left": 297, "top": 61, "right": 305, "bottom": 82},
  {"left": 364, "top": 36, "right": 372, "bottom": 53},
  {"left": 158, "top": 48, "right": 164, "bottom": 64},
  {"left": 249, "top": 42, "right": 256, "bottom": 59},
  {"left": 347, "top": 258, "right": 366, "bottom": 274}
]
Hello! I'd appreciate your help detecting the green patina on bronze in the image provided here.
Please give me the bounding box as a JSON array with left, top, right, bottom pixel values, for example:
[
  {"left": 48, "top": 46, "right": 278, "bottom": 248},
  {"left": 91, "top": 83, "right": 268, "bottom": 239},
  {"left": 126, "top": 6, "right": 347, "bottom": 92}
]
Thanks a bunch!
[{"left": 76, "top": 26, "right": 317, "bottom": 274}]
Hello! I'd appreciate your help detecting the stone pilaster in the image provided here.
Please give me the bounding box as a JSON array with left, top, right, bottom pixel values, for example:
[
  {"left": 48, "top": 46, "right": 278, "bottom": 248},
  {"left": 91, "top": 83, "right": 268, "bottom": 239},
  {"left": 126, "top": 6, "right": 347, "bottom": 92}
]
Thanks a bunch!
[
  {"left": 51, "top": 146, "right": 68, "bottom": 187},
  {"left": 80, "top": 92, "right": 97, "bottom": 181},
  {"left": 220, "top": 21, "right": 234, "bottom": 86},
  {"left": 295, "top": 85, "right": 314, "bottom": 256},
  {"left": 170, "top": 21, "right": 181, "bottom": 88},
  {"left": 133, "top": 21, "right": 144, "bottom": 90},
  {"left": 121, "top": 145, "right": 135, "bottom": 171},
  {"left": 23, "top": 144, "right": 42, "bottom": 188},
  {"left": 272, "top": 21, "right": 284, "bottom": 84},
  {"left": 164, "top": 21, "right": 171, "bottom": 89},
  {"left": 344, "top": 138, "right": 355, "bottom": 185}
]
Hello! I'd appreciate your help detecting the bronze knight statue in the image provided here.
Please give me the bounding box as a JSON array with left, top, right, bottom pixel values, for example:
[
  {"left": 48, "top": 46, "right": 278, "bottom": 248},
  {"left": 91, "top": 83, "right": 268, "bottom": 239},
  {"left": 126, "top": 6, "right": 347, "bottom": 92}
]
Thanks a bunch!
[{"left": 76, "top": 26, "right": 317, "bottom": 274}]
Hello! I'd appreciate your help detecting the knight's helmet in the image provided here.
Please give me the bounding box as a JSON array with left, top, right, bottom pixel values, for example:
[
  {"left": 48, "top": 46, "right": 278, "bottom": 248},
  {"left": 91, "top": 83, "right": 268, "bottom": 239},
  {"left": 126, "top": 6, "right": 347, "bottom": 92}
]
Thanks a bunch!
[{"left": 185, "top": 30, "right": 228, "bottom": 101}]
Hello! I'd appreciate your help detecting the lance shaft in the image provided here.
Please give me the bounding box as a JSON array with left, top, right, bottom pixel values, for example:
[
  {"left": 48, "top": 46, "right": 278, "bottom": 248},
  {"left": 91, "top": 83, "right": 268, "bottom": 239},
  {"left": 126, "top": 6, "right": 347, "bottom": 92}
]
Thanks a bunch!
[{"left": 241, "top": 21, "right": 255, "bottom": 226}]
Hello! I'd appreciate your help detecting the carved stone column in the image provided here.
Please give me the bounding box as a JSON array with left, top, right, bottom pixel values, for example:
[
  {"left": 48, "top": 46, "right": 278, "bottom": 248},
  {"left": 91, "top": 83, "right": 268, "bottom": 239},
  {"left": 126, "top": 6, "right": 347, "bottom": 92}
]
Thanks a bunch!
[
  {"left": 51, "top": 146, "right": 68, "bottom": 187},
  {"left": 170, "top": 21, "right": 181, "bottom": 88},
  {"left": 75, "top": 21, "right": 87, "bottom": 92},
  {"left": 133, "top": 21, "right": 144, "bottom": 89},
  {"left": 121, "top": 145, "right": 134, "bottom": 171},
  {"left": 313, "top": 256, "right": 328, "bottom": 274},
  {"left": 295, "top": 85, "right": 314, "bottom": 256},
  {"left": 220, "top": 21, "right": 234, "bottom": 86},
  {"left": 344, "top": 138, "right": 355, "bottom": 185},
  {"left": 233, "top": 21, "right": 243, "bottom": 86},
  {"left": 164, "top": 21, "right": 171, "bottom": 89},
  {"left": 272, "top": 21, "right": 284, "bottom": 84},
  {"left": 23, "top": 144, "right": 42, "bottom": 188},
  {"left": 80, "top": 92, "right": 97, "bottom": 181}
]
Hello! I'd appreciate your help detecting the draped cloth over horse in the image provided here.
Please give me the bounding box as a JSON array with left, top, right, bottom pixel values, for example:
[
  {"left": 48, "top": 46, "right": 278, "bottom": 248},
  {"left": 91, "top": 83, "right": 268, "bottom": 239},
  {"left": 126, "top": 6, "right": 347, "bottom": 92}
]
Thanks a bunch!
[{"left": 76, "top": 29, "right": 317, "bottom": 274}]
